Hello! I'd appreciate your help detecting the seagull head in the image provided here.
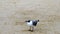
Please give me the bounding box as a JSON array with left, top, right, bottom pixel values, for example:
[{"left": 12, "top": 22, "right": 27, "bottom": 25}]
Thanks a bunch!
[{"left": 25, "top": 20, "right": 30, "bottom": 22}]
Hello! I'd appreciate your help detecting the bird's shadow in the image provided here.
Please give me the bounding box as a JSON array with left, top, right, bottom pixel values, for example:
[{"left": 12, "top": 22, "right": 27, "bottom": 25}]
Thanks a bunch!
[{"left": 21, "top": 29, "right": 35, "bottom": 32}]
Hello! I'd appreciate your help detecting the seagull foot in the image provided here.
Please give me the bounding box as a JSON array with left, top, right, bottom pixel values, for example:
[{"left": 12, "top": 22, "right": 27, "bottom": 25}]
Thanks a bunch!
[
  {"left": 28, "top": 29, "right": 31, "bottom": 31},
  {"left": 30, "top": 30, "right": 33, "bottom": 32}
]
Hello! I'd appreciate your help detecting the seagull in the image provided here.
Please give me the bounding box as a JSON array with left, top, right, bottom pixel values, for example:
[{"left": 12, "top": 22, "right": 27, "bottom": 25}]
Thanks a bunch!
[{"left": 25, "top": 20, "right": 39, "bottom": 32}]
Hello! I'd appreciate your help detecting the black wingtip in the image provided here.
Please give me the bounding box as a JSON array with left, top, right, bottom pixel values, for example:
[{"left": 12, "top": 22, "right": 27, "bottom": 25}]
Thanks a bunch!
[{"left": 37, "top": 20, "right": 39, "bottom": 22}]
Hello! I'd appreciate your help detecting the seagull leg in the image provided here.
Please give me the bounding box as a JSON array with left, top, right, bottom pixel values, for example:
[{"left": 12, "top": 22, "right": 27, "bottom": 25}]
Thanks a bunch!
[
  {"left": 28, "top": 26, "right": 31, "bottom": 31},
  {"left": 31, "top": 26, "right": 34, "bottom": 32}
]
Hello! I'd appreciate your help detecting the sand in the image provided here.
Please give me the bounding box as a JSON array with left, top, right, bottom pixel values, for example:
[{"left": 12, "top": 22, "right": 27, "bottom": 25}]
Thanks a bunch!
[{"left": 0, "top": 0, "right": 60, "bottom": 34}]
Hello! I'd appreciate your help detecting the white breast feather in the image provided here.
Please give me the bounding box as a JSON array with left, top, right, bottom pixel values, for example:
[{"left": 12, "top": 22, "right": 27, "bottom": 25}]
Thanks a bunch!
[{"left": 27, "top": 21, "right": 33, "bottom": 26}]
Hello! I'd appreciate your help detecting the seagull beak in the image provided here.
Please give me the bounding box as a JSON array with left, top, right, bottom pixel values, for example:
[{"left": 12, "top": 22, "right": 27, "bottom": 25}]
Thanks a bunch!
[{"left": 25, "top": 21, "right": 27, "bottom": 22}]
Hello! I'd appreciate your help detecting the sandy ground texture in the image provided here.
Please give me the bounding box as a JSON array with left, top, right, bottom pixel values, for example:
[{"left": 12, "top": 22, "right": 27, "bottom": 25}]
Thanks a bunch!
[{"left": 0, "top": 0, "right": 60, "bottom": 34}]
